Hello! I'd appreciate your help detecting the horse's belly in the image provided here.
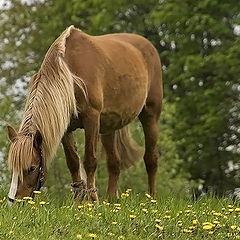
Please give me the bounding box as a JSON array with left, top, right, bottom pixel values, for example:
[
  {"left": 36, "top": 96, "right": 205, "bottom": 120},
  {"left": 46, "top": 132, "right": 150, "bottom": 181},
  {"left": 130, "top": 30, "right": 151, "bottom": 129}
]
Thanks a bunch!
[{"left": 100, "top": 76, "right": 147, "bottom": 134}]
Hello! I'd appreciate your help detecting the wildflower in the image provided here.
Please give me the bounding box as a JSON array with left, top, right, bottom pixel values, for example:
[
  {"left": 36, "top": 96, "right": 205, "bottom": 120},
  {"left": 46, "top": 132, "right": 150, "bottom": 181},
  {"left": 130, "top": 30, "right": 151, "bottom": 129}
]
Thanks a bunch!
[
  {"left": 121, "top": 193, "right": 129, "bottom": 199},
  {"left": 177, "top": 221, "right": 183, "bottom": 227},
  {"left": 145, "top": 193, "right": 152, "bottom": 199},
  {"left": 231, "top": 225, "right": 237, "bottom": 230},
  {"left": 192, "top": 219, "right": 198, "bottom": 225},
  {"left": 23, "top": 196, "right": 33, "bottom": 200},
  {"left": 203, "top": 224, "right": 213, "bottom": 230},
  {"left": 33, "top": 190, "right": 41, "bottom": 194},
  {"left": 155, "top": 224, "right": 163, "bottom": 231},
  {"left": 112, "top": 221, "right": 117, "bottom": 225},
  {"left": 142, "top": 208, "right": 148, "bottom": 213},
  {"left": 76, "top": 234, "right": 82, "bottom": 239},
  {"left": 235, "top": 207, "right": 240, "bottom": 212},
  {"left": 39, "top": 201, "right": 46, "bottom": 205},
  {"left": 129, "top": 215, "right": 136, "bottom": 220},
  {"left": 78, "top": 205, "right": 83, "bottom": 209},
  {"left": 155, "top": 219, "right": 161, "bottom": 224},
  {"left": 88, "top": 233, "right": 97, "bottom": 239},
  {"left": 114, "top": 203, "right": 121, "bottom": 207},
  {"left": 126, "top": 188, "right": 132, "bottom": 193},
  {"left": 183, "top": 228, "right": 192, "bottom": 233},
  {"left": 28, "top": 200, "right": 35, "bottom": 205},
  {"left": 151, "top": 199, "right": 157, "bottom": 204}
]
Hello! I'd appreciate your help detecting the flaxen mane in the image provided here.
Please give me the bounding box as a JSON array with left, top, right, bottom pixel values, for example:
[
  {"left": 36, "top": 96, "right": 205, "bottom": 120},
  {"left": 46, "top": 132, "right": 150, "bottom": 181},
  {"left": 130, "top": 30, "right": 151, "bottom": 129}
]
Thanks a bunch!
[{"left": 8, "top": 26, "right": 87, "bottom": 178}]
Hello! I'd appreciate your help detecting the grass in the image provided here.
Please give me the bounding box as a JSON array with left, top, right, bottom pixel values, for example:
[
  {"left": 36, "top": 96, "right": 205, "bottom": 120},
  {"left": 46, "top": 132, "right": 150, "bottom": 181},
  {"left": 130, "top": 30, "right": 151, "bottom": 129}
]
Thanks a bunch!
[{"left": 0, "top": 189, "right": 239, "bottom": 240}]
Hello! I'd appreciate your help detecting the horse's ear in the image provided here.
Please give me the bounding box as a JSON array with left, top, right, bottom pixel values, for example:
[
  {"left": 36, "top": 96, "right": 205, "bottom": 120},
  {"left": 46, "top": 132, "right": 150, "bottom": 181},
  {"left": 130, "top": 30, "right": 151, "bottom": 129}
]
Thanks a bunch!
[
  {"left": 33, "top": 130, "right": 42, "bottom": 150},
  {"left": 7, "top": 125, "right": 17, "bottom": 142}
]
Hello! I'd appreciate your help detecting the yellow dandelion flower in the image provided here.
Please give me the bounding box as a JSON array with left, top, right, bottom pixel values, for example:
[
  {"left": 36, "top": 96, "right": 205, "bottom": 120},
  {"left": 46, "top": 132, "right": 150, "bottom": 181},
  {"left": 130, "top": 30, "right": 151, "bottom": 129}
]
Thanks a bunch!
[
  {"left": 76, "top": 234, "right": 82, "bottom": 239},
  {"left": 126, "top": 188, "right": 132, "bottom": 193},
  {"left": 235, "top": 207, "right": 240, "bottom": 212},
  {"left": 151, "top": 199, "right": 157, "bottom": 203},
  {"left": 28, "top": 200, "right": 35, "bottom": 205},
  {"left": 145, "top": 193, "right": 152, "bottom": 199},
  {"left": 231, "top": 225, "right": 237, "bottom": 230},
  {"left": 183, "top": 228, "right": 192, "bottom": 233},
  {"left": 192, "top": 219, "right": 198, "bottom": 225},
  {"left": 33, "top": 191, "right": 41, "bottom": 194},
  {"left": 229, "top": 208, "right": 234, "bottom": 212},
  {"left": 155, "top": 224, "right": 163, "bottom": 231},
  {"left": 142, "top": 208, "right": 148, "bottom": 213},
  {"left": 121, "top": 193, "right": 129, "bottom": 199},
  {"left": 203, "top": 225, "right": 213, "bottom": 230},
  {"left": 208, "top": 231, "right": 214, "bottom": 235},
  {"left": 129, "top": 215, "right": 136, "bottom": 220},
  {"left": 114, "top": 203, "right": 121, "bottom": 207},
  {"left": 23, "top": 196, "right": 33, "bottom": 200},
  {"left": 228, "top": 204, "right": 233, "bottom": 208},
  {"left": 112, "top": 221, "right": 117, "bottom": 225},
  {"left": 88, "top": 233, "right": 97, "bottom": 239},
  {"left": 155, "top": 219, "right": 161, "bottom": 224},
  {"left": 39, "top": 201, "right": 46, "bottom": 205},
  {"left": 78, "top": 205, "right": 83, "bottom": 209}
]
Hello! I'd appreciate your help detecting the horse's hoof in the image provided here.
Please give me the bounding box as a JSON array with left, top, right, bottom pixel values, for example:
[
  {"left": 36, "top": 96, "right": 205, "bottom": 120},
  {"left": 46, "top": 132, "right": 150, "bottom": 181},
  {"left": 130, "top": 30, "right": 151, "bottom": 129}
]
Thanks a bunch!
[{"left": 71, "top": 180, "right": 87, "bottom": 202}]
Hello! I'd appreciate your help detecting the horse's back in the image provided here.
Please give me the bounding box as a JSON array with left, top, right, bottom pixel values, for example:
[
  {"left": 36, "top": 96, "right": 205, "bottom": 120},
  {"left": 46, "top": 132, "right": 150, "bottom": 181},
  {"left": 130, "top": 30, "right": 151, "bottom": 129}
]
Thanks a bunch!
[{"left": 65, "top": 29, "right": 162, "bottom": 133}]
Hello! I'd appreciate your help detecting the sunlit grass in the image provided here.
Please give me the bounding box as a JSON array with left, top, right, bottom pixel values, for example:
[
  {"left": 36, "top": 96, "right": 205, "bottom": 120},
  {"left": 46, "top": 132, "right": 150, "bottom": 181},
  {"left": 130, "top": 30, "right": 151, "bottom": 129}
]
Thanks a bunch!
[{"left": 0, "top": 190, "right": 239, "bottom": 240}]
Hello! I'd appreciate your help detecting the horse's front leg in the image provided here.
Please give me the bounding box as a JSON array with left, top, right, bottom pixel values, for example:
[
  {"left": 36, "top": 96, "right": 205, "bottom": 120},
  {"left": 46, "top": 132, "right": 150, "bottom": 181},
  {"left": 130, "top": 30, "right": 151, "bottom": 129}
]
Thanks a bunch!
[
  {"left": 83, "top": 109, "right": 100, "bottom": 202},
  {"left": 62, "top": 133, "right": 87, "bottom": 201}
]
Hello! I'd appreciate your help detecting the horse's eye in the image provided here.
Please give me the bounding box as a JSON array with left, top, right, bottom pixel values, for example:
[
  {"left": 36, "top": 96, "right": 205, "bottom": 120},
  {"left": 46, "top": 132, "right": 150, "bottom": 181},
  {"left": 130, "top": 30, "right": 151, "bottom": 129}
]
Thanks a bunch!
[{"left": 28, "top": 166, "right": 36, "bottom": 174}]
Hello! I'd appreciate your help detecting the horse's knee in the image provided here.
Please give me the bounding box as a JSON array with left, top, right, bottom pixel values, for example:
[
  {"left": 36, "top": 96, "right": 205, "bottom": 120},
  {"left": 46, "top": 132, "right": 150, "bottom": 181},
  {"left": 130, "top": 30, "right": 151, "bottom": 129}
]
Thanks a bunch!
[
  {"left": 107, "top": 158, "right": 120, "bottom": 175},
  {"left": 84, "top": 156, "right": 97, "bottom": 173}
]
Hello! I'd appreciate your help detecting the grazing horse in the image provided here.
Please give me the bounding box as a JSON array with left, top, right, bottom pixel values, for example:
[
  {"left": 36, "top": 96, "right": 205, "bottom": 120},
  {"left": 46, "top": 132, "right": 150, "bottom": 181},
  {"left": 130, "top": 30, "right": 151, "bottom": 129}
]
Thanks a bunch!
[{"left": 7, "top": 26, "right": 163, "bottom": 203}]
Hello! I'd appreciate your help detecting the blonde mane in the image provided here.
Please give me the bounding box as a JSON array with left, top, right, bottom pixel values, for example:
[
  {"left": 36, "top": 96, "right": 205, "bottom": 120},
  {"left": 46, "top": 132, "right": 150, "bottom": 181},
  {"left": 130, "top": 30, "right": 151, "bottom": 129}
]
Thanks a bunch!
[{"left": 8, "top": 26, "right": 87, "bottom": 177}]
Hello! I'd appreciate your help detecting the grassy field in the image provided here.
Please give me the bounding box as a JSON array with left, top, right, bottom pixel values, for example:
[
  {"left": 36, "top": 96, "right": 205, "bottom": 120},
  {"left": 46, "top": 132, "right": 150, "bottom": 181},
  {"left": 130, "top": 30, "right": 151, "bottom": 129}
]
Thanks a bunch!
[{"left": 0, "top": 189, "right": 239, "bottom": 240}]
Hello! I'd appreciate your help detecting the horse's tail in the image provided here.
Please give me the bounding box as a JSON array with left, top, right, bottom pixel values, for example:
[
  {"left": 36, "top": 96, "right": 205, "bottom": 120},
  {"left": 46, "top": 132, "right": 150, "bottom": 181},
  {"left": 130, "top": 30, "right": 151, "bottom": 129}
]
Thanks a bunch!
[{"left": 115, "top": 125, "right": 144, "bottom": 170}]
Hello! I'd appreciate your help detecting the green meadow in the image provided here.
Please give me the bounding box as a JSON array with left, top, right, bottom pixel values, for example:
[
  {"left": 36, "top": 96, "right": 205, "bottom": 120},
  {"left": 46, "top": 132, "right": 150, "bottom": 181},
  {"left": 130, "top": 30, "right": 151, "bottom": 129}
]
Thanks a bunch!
[{"left": 0, "top": 190, "right": 239, "bottom": 240}]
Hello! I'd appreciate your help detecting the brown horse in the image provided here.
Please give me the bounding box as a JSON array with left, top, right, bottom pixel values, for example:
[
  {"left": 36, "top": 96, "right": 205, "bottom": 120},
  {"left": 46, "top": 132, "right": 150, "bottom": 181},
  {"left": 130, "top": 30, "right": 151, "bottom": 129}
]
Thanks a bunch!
[{"left": 7, "top": 26, "right": 163, "bottom": 203}]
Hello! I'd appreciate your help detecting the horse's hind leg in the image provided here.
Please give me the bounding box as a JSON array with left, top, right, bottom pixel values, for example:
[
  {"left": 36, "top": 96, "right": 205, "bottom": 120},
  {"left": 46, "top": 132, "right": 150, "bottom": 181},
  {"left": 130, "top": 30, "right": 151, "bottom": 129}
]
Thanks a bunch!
[
  {"left": 138, "top": 102, "right": 161, "bottom": 197},
  {"left": 101, "top": 132, "right": 120, "bottom": 198},
  {"left": 62, "top": 132, "right": 86, "bottom": 200}
]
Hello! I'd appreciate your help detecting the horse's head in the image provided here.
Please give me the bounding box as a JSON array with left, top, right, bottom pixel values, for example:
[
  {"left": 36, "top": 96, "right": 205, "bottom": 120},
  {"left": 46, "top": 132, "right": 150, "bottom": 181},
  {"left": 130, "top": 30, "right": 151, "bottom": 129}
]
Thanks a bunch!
[{"left": 7, "top": 125, "right": 46, "bottom": 203}]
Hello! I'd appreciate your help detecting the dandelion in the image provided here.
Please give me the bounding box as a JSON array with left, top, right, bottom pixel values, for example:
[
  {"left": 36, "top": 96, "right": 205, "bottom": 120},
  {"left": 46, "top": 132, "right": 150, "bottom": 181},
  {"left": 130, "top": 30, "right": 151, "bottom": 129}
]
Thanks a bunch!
[
  {"left": 121, "top": 193, "right": 129, "bottom": 199},
  {"left": 126, "top": 188, "right": 132, "bottom": 193},
  {"left": 192, "top": 219, "right": 198, "bottom": 225},
  {"left": 129, "top": 215, "right": 136, "bottom": 220},
  {"left": 112, "top": 221, "right": 117, "bottom": 225},
  {"left": 28, "top": 200, "right": 35, "bottom": 205},
  {"left": 76, "top": 234, "right": 82, "bottom": 239},
  {"left": 39, "top": 201, "right": 46, "bottom": 205},
  {"left": 235, "top": 207, "right": 240, "bottom": 212},
  {"left": 203, "top": 224, "right": 213, "bottom": 230},
  {"left": 183, "top": 229, "right": 192, "bottom": 233},
  {"left": 145, "top": 193, "right": 152, "bottom": 199},
  {"left": 155, "top": 219, "right": 161, "bottom": 224},
  {"left": 88, "top": 233, "right": 97, "bottom": 239},
  {"left": 142, "top": 208, "right": 148, "bottom": 213},
  {"left": 23, "top": 196, "right": 33, "bottom": 200},
  {"left": 33, "top": 190, "right": 41, "bottom": 194},
  {"left": 155, "top": 224, "right": 163, "bottom": 231},
  {"left": 231, "top": 225, "right": 237, "bottom": 230},
  {"left": 151, "top": 199, "right": 157, "bottom": 204}
]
